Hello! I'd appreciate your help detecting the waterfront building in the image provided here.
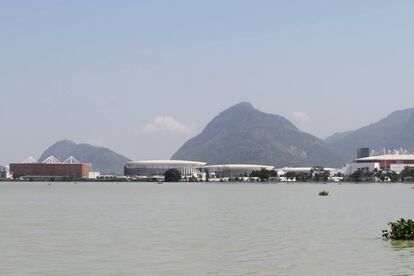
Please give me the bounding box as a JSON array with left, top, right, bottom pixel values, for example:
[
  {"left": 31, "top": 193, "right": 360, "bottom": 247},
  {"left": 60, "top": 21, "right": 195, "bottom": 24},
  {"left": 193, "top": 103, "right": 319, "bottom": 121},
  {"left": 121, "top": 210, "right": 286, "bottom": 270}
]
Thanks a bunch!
[
  {"left": 277, "top": 167, "right": 338, "bottom": 175},
  {"left": 0, "top": 166, "right": 11, "bottom": 180},
  {"left": 88, "top": 171, "right": 101, "bottom": 179},
  {"left": 345, "top": 152, "right": 414, "bottom": 175},
  {"left": 276, "top": 167, "right": 339, "bottom": 182},
  {"left": 0, "top": 166, "right": 5, "bottom": 179},
  {"left": 277, "top": 167, "right": 334, "bottom": 175},
  {"left": 357, "top": 147, "right": 370, "bottom": 159},
  {"left": 9, "top": 156, "right": 90, "bottom": 180},
  {"left": 124, "top": 160, "right": 206, "bottom": 179},
  {"left": 202, "top": 164, "right": 274, "bottom": 179}
]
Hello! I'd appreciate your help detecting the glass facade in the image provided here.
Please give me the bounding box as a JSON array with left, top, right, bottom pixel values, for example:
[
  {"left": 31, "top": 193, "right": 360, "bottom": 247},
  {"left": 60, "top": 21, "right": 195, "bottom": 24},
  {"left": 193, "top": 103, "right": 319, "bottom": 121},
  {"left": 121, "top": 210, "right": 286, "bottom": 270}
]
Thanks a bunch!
[
  {"left": 204, "top": 165, "right": 274, "bottom": 178},
  {"left": 357, "top": 148, "right": 370, "bottom": 159},
  {"left": 124, "top": 162, "right": 203, "bottom": 177},
  {"left": 213, "top": 168, "right": 255, "bottom": 178}
]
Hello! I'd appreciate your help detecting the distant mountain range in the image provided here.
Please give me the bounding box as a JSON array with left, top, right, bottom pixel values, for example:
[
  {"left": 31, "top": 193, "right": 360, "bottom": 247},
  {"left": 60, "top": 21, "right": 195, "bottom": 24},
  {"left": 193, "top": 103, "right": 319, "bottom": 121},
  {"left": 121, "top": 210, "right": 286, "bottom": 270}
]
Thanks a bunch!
[
  {"left": 172, "top": 102, "right": 345, "bottom": 168},
  {"left": 38, "top": 105, "right": 414, "bottom": 172},
  {"left": 39, "top": 140, "right": 130, "bottom": 175},
  {"left": 325, "top": 107, "right": 414, "bottom": 161}
]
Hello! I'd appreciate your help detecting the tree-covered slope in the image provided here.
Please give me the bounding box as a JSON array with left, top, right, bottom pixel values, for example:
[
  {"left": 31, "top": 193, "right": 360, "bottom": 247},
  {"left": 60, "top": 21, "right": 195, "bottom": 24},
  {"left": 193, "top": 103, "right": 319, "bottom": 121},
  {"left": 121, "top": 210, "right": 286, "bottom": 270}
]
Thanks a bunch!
[{"left": 172, "top": 102, "right": 345, "bottom": 167}]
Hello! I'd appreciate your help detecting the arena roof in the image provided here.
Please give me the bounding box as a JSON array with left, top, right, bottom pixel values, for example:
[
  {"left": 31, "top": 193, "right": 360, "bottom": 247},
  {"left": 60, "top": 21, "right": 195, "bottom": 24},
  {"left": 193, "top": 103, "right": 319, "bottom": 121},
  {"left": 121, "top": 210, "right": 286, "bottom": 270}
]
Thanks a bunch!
[
  {"left": 125, "top": 160, "right": 207, "bottom": 167},
  {"left": 356, "top": 154, "right": 414, "bottom": 161},
  {"left": 203, "top": 164, "right": 274, "bottom": 170}
]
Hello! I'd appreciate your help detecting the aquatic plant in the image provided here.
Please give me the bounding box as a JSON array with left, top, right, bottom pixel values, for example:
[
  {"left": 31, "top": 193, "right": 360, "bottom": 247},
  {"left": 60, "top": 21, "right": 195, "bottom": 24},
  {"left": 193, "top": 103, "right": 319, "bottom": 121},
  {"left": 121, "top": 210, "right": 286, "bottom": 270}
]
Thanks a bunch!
[
  {"left": 318, "top": 190, "right": 329, "bottom": 196},
  {"left": 382, "top": 219, "right": 414, "bottom": 240}
]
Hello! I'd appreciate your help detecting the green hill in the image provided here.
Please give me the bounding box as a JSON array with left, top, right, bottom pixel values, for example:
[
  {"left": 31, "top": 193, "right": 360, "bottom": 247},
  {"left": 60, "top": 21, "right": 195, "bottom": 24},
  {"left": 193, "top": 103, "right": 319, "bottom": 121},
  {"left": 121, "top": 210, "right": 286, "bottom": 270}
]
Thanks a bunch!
[
  {"left": 172, "top": 102, "right": 345, "bottom": 167},
  {"left": 325, "top": 107, "right": 414, "bottom": 161},
  {"left": 39, "top": 140, "right": 130, "bottom": 175}
]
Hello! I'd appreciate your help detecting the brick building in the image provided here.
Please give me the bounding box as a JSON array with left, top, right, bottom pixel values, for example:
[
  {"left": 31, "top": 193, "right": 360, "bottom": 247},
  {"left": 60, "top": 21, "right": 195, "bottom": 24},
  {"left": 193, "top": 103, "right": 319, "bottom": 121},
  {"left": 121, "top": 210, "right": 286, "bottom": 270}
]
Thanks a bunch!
[{"left": 9, "top": 156, "right": 90, "bottom": 179}]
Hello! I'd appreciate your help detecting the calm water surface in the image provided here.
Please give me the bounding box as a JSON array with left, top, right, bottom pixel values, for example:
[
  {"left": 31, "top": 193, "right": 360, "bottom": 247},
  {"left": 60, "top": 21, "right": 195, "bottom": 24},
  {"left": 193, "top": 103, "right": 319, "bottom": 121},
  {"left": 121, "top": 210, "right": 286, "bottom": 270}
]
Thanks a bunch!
[{"left": 1, "top": 182, "right": 414, "bottom": 275}]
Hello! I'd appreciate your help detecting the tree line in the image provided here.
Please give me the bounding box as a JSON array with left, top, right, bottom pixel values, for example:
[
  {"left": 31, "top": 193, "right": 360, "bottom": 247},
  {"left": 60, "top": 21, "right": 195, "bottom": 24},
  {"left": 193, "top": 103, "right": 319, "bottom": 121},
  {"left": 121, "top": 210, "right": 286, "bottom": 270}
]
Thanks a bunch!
[
  {"left": 163, "top": 166, "right": 414, "bottom": 183},
  {"left": 347, "top": 167, "right": 414, "bottom": 182}
]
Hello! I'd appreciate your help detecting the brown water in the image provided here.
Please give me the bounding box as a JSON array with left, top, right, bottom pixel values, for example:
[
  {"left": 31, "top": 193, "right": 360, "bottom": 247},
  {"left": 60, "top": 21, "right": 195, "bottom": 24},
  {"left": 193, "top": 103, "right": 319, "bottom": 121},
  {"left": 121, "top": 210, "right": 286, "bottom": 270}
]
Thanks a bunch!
[{"left": 0, "top": 182, "right": 413, "bottom": 275}]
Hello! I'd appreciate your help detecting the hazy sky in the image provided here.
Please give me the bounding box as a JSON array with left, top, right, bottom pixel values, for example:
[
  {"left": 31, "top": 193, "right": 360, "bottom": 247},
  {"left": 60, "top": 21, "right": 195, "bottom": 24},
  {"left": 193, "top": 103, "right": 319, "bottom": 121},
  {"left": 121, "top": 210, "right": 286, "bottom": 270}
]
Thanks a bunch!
[{"left": 1, "top": 1, "right": 414, "bottom": 165}]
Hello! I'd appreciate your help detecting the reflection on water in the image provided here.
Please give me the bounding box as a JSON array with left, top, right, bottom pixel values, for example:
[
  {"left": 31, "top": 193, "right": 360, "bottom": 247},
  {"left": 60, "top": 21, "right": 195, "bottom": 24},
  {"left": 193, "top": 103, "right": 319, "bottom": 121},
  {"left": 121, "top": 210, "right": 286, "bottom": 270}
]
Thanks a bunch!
[
  {"left": 390, "top": 240, "right": 414, "bottom": 250},
  {"left": 0, "top": 182, "right": 414, "bottom": 275}
]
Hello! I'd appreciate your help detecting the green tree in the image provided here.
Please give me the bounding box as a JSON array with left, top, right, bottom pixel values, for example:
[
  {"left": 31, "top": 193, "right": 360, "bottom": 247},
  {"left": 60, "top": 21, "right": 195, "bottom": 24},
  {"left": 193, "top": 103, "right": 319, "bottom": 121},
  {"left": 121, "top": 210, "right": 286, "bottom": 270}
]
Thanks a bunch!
[
  {"left": 310, "top": 166, "right": 329, "bottom": 182},
  {"left": 334, "top": 172, "right": 344, "bottom": 177},
  {"left": 250, "top": 168, "right": 273, "bottom": 182},
  {"left": 348, "top": 170, "right": 373, "bottom": 182},
  {"left": 400, "top": 167, "right": 414, "bottom": 181},
  {"left": 205, "top": 169, "right": 210, "bottom": 182},
  {"left": 164, "top": 169, "right": 182, "bottom": 182},
  {"left": 385, "top": 170, "right": 400, "bottom": 182},
  {"left": 285, "top": 171, "right": 296, "bottom": 181},
  {"left": 269, "top": 170, "right": 278, "bottom": 178}
]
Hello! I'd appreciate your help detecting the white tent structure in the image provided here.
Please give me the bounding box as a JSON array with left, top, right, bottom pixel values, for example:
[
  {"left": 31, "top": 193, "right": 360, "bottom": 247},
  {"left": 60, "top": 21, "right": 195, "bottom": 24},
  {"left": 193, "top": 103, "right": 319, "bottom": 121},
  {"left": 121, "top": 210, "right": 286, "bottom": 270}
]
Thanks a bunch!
[{"left": 42, "top": 156, "right": 61, "bottom": 164}]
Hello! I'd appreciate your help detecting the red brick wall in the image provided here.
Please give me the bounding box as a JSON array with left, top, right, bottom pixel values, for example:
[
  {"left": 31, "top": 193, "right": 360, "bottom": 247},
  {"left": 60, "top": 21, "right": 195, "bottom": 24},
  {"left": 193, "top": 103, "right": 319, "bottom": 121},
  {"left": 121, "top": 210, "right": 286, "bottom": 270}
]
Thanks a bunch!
[
  {"left": 356, "top": 159, "right": 414, "bottom": 169},
  {"left": 10, "top": 163, "right": 91, "bottom": 178}
]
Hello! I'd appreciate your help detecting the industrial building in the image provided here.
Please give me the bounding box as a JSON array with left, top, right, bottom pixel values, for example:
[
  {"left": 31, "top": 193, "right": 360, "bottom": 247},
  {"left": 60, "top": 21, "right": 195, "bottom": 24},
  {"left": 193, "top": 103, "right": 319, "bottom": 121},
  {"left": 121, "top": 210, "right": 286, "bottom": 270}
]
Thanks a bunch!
[
  {"left": 9, "top": 156, "right": 90, "bottom": 180},
  {"left": 203, "top": 164, "right": 274, "bottom": 179},
  {"left": 124, "top": 160, "right": 206, "bottom": 179}
]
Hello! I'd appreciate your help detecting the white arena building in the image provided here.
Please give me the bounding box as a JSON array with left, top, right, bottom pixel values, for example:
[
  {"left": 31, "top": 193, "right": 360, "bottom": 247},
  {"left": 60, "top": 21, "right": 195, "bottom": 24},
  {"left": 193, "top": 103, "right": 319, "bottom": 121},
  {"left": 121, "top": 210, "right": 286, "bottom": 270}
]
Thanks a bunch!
[
  {"left": 345, "top": 153, "right": 414, "bottom": 175},
  {"left": 124, "top": 160, "right": 206, "bottom": 178},
  {"left": 203, "top": 164, "right": 274, "bottom": 178}
]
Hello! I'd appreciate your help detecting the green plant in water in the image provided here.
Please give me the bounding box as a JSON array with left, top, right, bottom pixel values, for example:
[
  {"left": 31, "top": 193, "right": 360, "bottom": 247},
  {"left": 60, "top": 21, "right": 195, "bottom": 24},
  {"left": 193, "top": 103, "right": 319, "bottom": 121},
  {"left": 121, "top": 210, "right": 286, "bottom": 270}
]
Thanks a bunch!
[
  {"left": 318, "top": 190, "right": 329, "bottom": 196},
  {"left": 383, "top": 218, "right": 414, "bottom": 240}
]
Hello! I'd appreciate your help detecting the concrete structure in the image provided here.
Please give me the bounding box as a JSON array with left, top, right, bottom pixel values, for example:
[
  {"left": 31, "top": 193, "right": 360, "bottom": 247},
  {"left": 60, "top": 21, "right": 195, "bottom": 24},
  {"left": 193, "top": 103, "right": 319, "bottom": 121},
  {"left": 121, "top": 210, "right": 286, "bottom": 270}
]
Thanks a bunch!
[
  {"left": 345, "top": 153, "right": 414, "bottom": 175},
  {"left": 0, "top": 166, "right": 5, "bottom": 179},
  {"left": 203, "top": 164, "right": 274, "bottom": 179},
  {"left": 0, "top": 166, "right": 11, "bottom": 180},
  {"left": 357, "top": 147, "right": 370, "bottom": 159},
  {"left": 344, "top": 162, "right": 380, "bottom": 175},
  {"left": 124, "top": 160, "right": 206, "bottom": 178},
  {"left": 9, "top": 156, "right": 90, "bottom": 179},
  {"left": 277, "top": 167, "right": 337, "bottom": 175},
  {"left": 390, "top": 164, "right": 414, "bottom": 174},
  {"left": 88, "top": 171, "right": 101, "bottom": 179}
]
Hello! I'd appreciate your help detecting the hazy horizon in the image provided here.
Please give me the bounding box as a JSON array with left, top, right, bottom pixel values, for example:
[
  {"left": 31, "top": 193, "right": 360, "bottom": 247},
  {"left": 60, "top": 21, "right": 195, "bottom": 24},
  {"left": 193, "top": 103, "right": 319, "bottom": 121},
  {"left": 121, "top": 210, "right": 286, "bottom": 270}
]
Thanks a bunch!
[{"left": 1, "top": 1, "right": 414, "bottom": 165}]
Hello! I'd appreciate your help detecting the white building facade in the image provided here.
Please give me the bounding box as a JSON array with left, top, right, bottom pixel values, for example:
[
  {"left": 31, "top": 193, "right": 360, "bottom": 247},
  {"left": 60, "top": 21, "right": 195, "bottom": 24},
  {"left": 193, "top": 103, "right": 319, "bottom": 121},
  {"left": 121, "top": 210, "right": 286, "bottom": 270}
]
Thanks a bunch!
[
  {"left": 203, "top": 164, "right": 274, "bottom": 179},
  {"left": 124, "top": 160, "right": 206, "bottom": 178},
  {"left": 344, "top": 153, "right": 414, "bottom": 175}
]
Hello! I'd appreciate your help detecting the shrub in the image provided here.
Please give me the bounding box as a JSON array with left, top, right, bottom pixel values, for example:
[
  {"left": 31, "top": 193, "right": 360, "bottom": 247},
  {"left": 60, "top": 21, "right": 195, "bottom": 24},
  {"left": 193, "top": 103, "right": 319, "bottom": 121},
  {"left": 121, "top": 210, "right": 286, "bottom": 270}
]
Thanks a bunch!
[{"left": 383, "top": 219, "right": 414, "bottom": 240}]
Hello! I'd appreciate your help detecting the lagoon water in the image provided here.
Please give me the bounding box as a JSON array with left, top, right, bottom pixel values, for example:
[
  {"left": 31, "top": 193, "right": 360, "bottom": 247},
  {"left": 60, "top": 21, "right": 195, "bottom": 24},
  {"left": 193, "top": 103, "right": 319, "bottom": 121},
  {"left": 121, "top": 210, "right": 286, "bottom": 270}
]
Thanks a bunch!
[{"left": 1, "top": 182, "right": 414, "bottom": 275}]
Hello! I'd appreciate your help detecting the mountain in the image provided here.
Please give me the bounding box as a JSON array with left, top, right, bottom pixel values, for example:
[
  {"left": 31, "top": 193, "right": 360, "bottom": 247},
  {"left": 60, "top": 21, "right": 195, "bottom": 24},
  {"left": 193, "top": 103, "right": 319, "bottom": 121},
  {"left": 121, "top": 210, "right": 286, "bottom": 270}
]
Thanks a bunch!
[
  {"left": 324, "top": 130, "right": 354, "bottom": 144},
  {"left": 172, "top": 102, "right": 345, "bottom": 168},
  {"left": 325, "top": 107, "right": 414, "bottom": 162},
  {"left": 39, "top": 140, "right": 130, "bottom": 175}
]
